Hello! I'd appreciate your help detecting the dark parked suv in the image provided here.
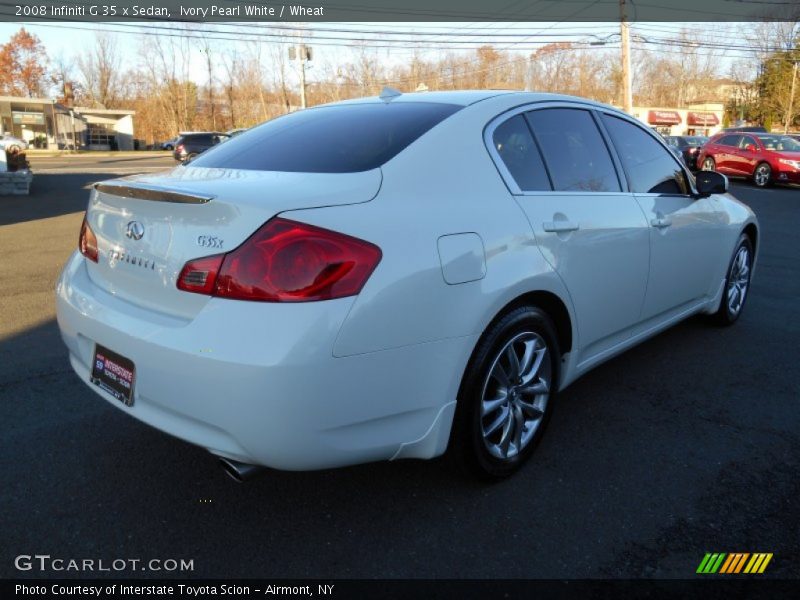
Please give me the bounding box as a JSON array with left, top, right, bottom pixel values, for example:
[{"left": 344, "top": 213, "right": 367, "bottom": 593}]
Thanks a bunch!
[
  {"left": 665, "top": 135, "right": 708, "bottom": 170},
  {"left": 173, "top": 132, "right": 229, "bottom": 162}
]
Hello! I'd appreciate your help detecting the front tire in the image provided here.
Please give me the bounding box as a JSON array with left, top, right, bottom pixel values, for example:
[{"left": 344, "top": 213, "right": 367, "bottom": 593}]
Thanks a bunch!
[
  {"left": 753, "top": 162, "right": 771, "bottom": 187},
  {"left": 714, "top": 234, "right": 753, "bottom": 325},
  {"left": 451, "top": 306, "right": 559, "bottom": 479},
  {"left": 701, "top": 156, "right": 716, "bottom": 171}
]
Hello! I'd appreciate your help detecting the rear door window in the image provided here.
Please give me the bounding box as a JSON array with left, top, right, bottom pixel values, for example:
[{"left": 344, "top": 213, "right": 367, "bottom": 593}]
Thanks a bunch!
[
  {"left": 739, "top": 136, "right": 758, "bottom": 150},
  {"left": 189, "top": 102, "right": 462, "bottom": 173},
  {"left": 717, "top": 134, "right": 743, "bottom": 147},
  {"left": 525, "top": 108, "right": 621, "bottom": 192},
  {"left": 601, "top": 114, "right": 689, "bottom": 195},
  {"left": 492, "top": 114, "right": 551, "bottom": 191}
]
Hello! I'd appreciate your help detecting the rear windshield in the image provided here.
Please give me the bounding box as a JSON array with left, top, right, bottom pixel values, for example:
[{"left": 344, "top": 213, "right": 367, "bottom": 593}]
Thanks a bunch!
[
  {"left": 181, "top": 134, "right": 213, "bottom": 143},
  {"left": 188, "top": 102, "right": 462, "bottom": 173}
]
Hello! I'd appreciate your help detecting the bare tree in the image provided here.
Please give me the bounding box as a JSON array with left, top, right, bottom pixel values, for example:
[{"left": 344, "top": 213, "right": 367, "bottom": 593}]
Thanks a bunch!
[
  {"left": 197, "top": 37, "right": 217, "bottom": 130},
  {"left": 77, "top": 33, "right": 120, "bottom": 108}
]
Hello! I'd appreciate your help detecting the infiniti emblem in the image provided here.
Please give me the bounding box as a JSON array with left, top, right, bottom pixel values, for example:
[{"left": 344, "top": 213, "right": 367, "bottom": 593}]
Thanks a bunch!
[{"left": 126, "top": 221, "right": 145, "bottom": 241}]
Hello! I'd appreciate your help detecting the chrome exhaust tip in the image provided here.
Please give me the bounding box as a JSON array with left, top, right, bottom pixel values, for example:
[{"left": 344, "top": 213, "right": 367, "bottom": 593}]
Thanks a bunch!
[{"left": 218, "top": 457, "right": 265, "bottom": 483}]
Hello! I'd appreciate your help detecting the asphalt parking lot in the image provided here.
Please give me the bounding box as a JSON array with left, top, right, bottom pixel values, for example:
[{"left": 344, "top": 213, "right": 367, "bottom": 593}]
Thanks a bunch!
[{"left": 1, "top": 155, "right": 798, "bottom": 579}]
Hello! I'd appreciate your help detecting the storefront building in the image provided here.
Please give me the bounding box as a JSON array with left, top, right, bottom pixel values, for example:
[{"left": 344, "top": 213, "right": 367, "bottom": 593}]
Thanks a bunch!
[
  {"left": 628, "top": 103, "right": 724, "bottom": 137},
  {"left": 0, "top": 96, "right": 134, "bottom": 150}
]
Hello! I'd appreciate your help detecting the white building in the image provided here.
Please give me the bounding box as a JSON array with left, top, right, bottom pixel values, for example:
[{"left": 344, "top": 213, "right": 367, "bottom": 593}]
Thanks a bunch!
[
  {"left": 0, "top": 96, "right": 135, "bottom": 150},
  {"left": 74, "top": 107, "right": 135, "bottom": 150}
]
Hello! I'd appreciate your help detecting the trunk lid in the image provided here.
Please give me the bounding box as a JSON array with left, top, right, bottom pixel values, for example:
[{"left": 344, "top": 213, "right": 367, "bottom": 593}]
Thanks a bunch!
[{"left": 85, "top": 166, "right": 382, "bottom": 319}]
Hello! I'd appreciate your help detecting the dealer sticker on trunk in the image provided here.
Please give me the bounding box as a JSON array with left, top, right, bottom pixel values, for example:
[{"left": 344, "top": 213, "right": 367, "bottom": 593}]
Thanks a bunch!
[{"left": 90, "top": 344, "right": 136, "bottom": 407}]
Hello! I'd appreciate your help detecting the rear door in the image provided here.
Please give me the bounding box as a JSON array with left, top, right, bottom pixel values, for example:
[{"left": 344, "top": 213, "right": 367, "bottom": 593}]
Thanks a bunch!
[
  {"left": 599, "top": 112, "right": 729, "bottom": 326},
  {"left": 714, "top": 134, "right": 744, "bottom": 173},
  {"left": 489, "top": 105, "right": 650, "bottom": 363}
]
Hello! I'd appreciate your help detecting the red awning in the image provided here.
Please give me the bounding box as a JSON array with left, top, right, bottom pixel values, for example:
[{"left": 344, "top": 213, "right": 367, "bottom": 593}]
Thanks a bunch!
[
  {"left": 648, "top": 110, "right": 682, "bottom": 125},
  {"left": 687, "top": 112, "right": 720, "bottom": 126}
]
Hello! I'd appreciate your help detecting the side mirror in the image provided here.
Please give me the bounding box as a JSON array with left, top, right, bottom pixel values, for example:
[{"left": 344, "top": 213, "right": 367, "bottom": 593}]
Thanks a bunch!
[
  {"left": 695, "top": 171, "right": 728, "bottom": 197},
  {"left": 745, "top": 144, "right": 756, "bottom": 152}
]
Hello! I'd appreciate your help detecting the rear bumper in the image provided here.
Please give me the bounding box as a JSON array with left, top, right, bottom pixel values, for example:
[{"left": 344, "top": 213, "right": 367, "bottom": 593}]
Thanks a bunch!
[{"left": 56, "top": 252, "right": 467, "bottom": 470}]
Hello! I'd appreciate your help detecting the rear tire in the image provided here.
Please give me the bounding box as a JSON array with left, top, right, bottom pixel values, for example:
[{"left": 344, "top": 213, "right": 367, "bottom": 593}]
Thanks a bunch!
[
  {"left": 451, "top": 306, "right": 559, "bottom": 479},
  {"left": 714, "top": 234, "right": 753, "bottom": 326}
]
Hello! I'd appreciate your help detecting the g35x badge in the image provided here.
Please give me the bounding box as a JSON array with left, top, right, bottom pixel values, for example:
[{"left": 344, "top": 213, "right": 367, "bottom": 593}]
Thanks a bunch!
[{"left": 197, "top": 235, "right": 224, "bottom": 249}]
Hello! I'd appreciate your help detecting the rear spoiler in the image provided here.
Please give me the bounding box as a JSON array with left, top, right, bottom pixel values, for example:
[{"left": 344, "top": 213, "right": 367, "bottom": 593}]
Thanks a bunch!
[{"left": 94, "top": 182, "right": 214, "bottom": 205}]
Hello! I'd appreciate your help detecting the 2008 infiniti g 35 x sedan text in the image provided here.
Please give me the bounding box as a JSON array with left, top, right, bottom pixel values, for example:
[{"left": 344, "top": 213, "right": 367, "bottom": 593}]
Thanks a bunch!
[{"left": 56, "top": 90, "right": 758, "bottom": 480}]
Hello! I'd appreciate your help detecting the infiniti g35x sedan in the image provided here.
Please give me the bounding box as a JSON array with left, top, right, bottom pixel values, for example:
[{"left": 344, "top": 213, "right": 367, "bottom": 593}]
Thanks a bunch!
[{"left": 57, "top": 91, "right": 758, "bottom": 480}]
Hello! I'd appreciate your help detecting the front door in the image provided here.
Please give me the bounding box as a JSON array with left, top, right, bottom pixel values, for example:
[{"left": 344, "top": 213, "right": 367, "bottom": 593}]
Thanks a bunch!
[{"left": 600, "top": 113, "right": 728, "bottom": 326}]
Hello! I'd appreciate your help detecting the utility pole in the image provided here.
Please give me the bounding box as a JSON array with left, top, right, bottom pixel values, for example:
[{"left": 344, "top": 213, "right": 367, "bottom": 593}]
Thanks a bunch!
[
  {"left": 290, "top": 44, "right": 313, "bottom": 110},
  {"left": 785, "top": 60, "right": 798, "bottom": 133},
  {"left": 620, "top": 0, "right": 633, "bottom": 114}
]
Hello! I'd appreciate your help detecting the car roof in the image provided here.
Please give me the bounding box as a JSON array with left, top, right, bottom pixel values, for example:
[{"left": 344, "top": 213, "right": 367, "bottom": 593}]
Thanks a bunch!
[
  {"left": 325, "top": 90, "right": 518, "bottom": 107},
  {"left": 321, "top": 90, "right": 628, "bottom": 117}
]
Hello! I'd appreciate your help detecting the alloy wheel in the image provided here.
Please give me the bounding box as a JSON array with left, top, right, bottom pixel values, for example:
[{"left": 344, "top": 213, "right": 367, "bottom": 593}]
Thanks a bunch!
[
  {"left": 702, "top": 157, "right": 715, "bottom": 171},
  {"left": 480, "top": 332, "right": 551, "bottom": 460},
  {"left": 727, "top": 245, "right": 751, "bottom": 316},
  {"left": 754, "top": 164, "right": 770, "bottom": 187}
]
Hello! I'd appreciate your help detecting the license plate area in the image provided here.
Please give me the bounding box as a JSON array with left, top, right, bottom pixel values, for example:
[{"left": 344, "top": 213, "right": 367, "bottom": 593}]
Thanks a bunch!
[{"left": 91, "top": 344, "right": 136, "bottom": 406}]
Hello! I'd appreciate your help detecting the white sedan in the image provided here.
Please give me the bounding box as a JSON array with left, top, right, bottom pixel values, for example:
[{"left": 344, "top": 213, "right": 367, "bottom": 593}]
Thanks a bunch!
[
  {"left": 0, "top": 133, "right": 28, "bottom": 152},
  {"left": 56, "top": 91, "right": 758, "bottom": 480}
]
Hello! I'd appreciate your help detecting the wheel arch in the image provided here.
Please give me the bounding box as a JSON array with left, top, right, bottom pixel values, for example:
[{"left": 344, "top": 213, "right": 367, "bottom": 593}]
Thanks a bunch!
[
  {"left": 456, "top": 287, "right": 575, "bottom": 403},
  {"left": 742, "top": 222, "right": 758, "bottom": 254},
  {"left": 498, "top": 291, "right": 573, "bottom": 356}
]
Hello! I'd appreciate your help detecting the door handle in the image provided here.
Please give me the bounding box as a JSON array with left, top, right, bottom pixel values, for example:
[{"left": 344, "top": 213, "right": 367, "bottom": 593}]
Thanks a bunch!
[
  {"left": 651, "top": 216, "right": 672, "bottom": 229},
  {"left": 543, "top": 221, "right": 579, "bottom": 233}
]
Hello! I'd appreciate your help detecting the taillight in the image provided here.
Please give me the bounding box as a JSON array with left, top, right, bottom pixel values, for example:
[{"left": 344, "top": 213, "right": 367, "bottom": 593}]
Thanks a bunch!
[
  {"left": 79, "top": 217, "right": 98, "bottom": 263},
  {"left": 178, "top": 218, "right": 382, "bottom": 302},
  {"left": 177, "top": 254, "right": 223, "bottom": 295}
]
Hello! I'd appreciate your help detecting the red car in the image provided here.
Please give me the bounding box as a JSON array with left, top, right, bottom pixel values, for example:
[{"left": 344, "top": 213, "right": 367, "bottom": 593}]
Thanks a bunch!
[{"left": 698, "top": 132, "right": 800, "bottom": 187}]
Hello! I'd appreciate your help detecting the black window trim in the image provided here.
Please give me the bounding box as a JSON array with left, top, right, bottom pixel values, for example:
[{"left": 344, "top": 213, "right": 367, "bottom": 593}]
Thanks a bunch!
[
  {"left": 521, "top": 114, "right": 555, "bottom": 191},
  {"left": 489, "top": 112, "right": 554, "bottom": 192},
  {"left": 485, "top": 101, "right": 631, "bottom": 196}
]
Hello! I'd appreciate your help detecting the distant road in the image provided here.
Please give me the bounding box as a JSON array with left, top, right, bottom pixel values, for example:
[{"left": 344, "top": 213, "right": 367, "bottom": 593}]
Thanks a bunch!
[{"left": 28, "top": 153, "right": 177, "bottom": 174}]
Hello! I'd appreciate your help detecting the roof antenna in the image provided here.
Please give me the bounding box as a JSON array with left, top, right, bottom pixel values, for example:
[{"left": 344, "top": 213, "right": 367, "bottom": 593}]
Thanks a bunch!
[{"left": 379, "top": 86, "right": 403, "bottom": 102}]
